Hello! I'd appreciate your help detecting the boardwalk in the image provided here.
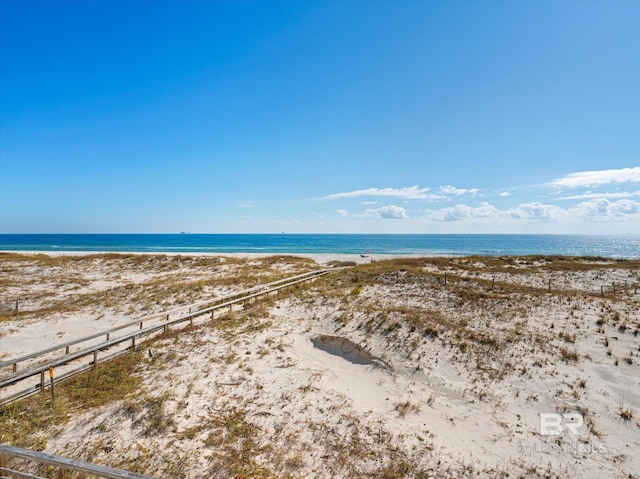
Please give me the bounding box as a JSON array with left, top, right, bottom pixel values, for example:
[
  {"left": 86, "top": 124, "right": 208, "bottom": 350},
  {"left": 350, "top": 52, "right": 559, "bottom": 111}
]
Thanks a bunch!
[{"left": 0, "top": 269, "right": 334, "bottom": 405}]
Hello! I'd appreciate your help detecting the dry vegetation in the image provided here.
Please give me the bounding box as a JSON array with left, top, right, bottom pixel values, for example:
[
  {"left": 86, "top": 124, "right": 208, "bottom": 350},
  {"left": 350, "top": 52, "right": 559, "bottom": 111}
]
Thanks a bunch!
[
  {"left": 0, "top": 253, "right": 316, "bottom": 325},
  {"left": 1, "top": 254, "right": 640, "bottom": 478}
]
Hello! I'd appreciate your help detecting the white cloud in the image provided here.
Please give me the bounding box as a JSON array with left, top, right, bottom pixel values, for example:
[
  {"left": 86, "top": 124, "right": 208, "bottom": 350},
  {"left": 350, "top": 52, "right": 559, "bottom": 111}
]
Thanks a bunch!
[
  {"left": 429, "top": 202, "right": 500, "bottom": 222},
  {"left": 425, "top": 199, "right": 640, "bottom": 224},
  {"left": 570, "top": 198, "right": 640, "bottom": 219},
  {"left": 611, "top": 199, "right": 640, "bottom": 215},
  {"left": 507, "top": 202, "right": 563, "bottom": 220},
  {"left": 439, "top": 185, "right": 480, "bottom": 196},
  {"left": 238, "top": 201, "right": 255, "bottom": 208},
  {"left": 336, "top": 209, "right": 348, "bottom": 217},
  {"left": 359, "top": 205, "right": 408, "bottom": 219},
  {"left": 499, "top": 191, "right": 512, "bottom": 197},
  {"left": 324, "top": 185, "right": 436, "bottom": 200},
  {"left": 559, "top": 190, "right": 640, "bottom": 200},
  {"left": 548, "top": 167, "right": 640, "bottom": 188},
  {"left": 324, "top": 184, "right": 481, "bottom": 202}
]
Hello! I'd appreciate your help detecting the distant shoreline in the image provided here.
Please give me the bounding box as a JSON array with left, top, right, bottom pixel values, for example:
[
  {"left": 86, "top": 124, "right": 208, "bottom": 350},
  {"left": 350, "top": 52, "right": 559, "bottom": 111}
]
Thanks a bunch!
[
  {"left": 0, "top": 250, "right": 426, "bottom": 266},
  {"left": 1, "top": 233, "right": 638, "bottom": 259}
]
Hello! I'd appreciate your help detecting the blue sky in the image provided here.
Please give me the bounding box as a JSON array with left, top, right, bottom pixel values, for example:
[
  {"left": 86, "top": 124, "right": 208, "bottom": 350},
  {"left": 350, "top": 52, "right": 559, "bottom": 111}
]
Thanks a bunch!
[{"left": 1, "top": 0, "right": 639, "bottom": 234}]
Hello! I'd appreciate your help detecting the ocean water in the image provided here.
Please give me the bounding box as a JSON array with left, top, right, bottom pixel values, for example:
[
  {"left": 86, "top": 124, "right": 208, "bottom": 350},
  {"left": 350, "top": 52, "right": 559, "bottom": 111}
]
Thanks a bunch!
[{"left": 0, "top": 234, "right": 639, "bottom": 259}]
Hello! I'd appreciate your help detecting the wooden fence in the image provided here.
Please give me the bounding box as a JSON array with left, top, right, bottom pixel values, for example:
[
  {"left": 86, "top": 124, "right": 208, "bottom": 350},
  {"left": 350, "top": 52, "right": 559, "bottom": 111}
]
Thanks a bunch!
[
  {"left": 0, "top": 269, "right": 333, "bottom": 406},
  {"left": 0, "top": 443, "right": 158, "bottom": 479}
]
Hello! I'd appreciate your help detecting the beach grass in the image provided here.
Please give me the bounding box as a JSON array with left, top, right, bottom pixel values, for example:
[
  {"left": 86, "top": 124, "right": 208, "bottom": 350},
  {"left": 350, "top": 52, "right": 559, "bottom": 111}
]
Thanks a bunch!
[{"left": 1, "top": 253, "right": 639, "bottom": 478}]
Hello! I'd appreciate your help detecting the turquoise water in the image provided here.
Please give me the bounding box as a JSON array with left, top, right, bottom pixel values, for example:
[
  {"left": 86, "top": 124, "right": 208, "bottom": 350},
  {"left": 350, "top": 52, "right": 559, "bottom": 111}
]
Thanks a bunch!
[{"left": 0, "top": 234, "right": 638, "bottom": 258}]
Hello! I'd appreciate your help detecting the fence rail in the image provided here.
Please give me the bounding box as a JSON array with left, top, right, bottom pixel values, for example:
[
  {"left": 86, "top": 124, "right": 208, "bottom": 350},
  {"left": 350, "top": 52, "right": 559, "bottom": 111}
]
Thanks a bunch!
[
  {"left": 0, "top": 269, "right": 333, "bottom": 405},
  {"left": 0, "top": 443, "right": 158, "bottom": 479},
  {"left": 0, "top": 269, "right": 329, "bottom": 373}
]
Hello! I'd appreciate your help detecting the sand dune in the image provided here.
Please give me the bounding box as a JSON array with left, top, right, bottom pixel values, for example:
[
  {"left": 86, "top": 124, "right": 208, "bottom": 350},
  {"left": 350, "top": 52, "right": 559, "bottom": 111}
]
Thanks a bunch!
[{"left": 1, "top": 253, "right": 639, "bottom": 478}]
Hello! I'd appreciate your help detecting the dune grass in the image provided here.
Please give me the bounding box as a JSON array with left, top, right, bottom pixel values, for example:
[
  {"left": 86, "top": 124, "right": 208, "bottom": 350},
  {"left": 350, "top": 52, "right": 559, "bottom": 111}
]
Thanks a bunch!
[{"left": 0, "top": 350, "right": 144, "bottom": 450}]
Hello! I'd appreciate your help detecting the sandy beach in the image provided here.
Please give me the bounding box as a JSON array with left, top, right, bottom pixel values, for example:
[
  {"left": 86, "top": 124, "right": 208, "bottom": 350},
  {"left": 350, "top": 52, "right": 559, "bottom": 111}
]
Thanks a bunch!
[
  {"left": 2, "top": 249, "right": 414, "bottom": 264},
  {"left": 1, "top": 252, "right": 639, "bottom": 478}
]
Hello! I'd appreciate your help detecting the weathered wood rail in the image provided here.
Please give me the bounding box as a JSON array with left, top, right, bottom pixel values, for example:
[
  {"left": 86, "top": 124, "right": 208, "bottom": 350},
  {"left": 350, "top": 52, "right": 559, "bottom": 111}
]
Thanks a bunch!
[
  {"left": 0, "top": 269, "right": 334, "bottom": 405},
  {"left": 0, "top": 443, "right": 158, "bottom": 479},
  {"left": 0, "top": 269, "right": 329, "bottom": 375}
]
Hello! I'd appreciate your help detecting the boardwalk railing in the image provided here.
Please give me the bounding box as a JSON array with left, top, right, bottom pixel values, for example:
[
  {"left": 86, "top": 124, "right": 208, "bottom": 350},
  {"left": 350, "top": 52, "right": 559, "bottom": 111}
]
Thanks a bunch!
[
  {"left": 0, "top": 443, "right": 158, "bottom": 479},
  {"left": 0, "top": 269, "right": 334, "bottom": 405},
  {"left": 0, "top": 269, "right": 330, "bottom": 374}
]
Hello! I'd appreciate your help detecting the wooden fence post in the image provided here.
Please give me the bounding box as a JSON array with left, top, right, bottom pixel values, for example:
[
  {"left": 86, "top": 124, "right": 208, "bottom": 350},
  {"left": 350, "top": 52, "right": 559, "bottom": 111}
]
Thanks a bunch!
[
  {"left": 0, "top": 271, "right": 333, "bottom": 407},
  {"left": 49, "top": 367, "right": 55, "bottom": 404}
]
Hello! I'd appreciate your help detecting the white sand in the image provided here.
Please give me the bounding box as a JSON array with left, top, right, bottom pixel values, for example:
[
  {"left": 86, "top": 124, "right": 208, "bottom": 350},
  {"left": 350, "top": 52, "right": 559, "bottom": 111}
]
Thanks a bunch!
[
  {"left": 1, "top": 249, "right": 415, "bottom": 265},
  {"left": 1, "top": 253, "right": 639, "bottom": 477}
]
